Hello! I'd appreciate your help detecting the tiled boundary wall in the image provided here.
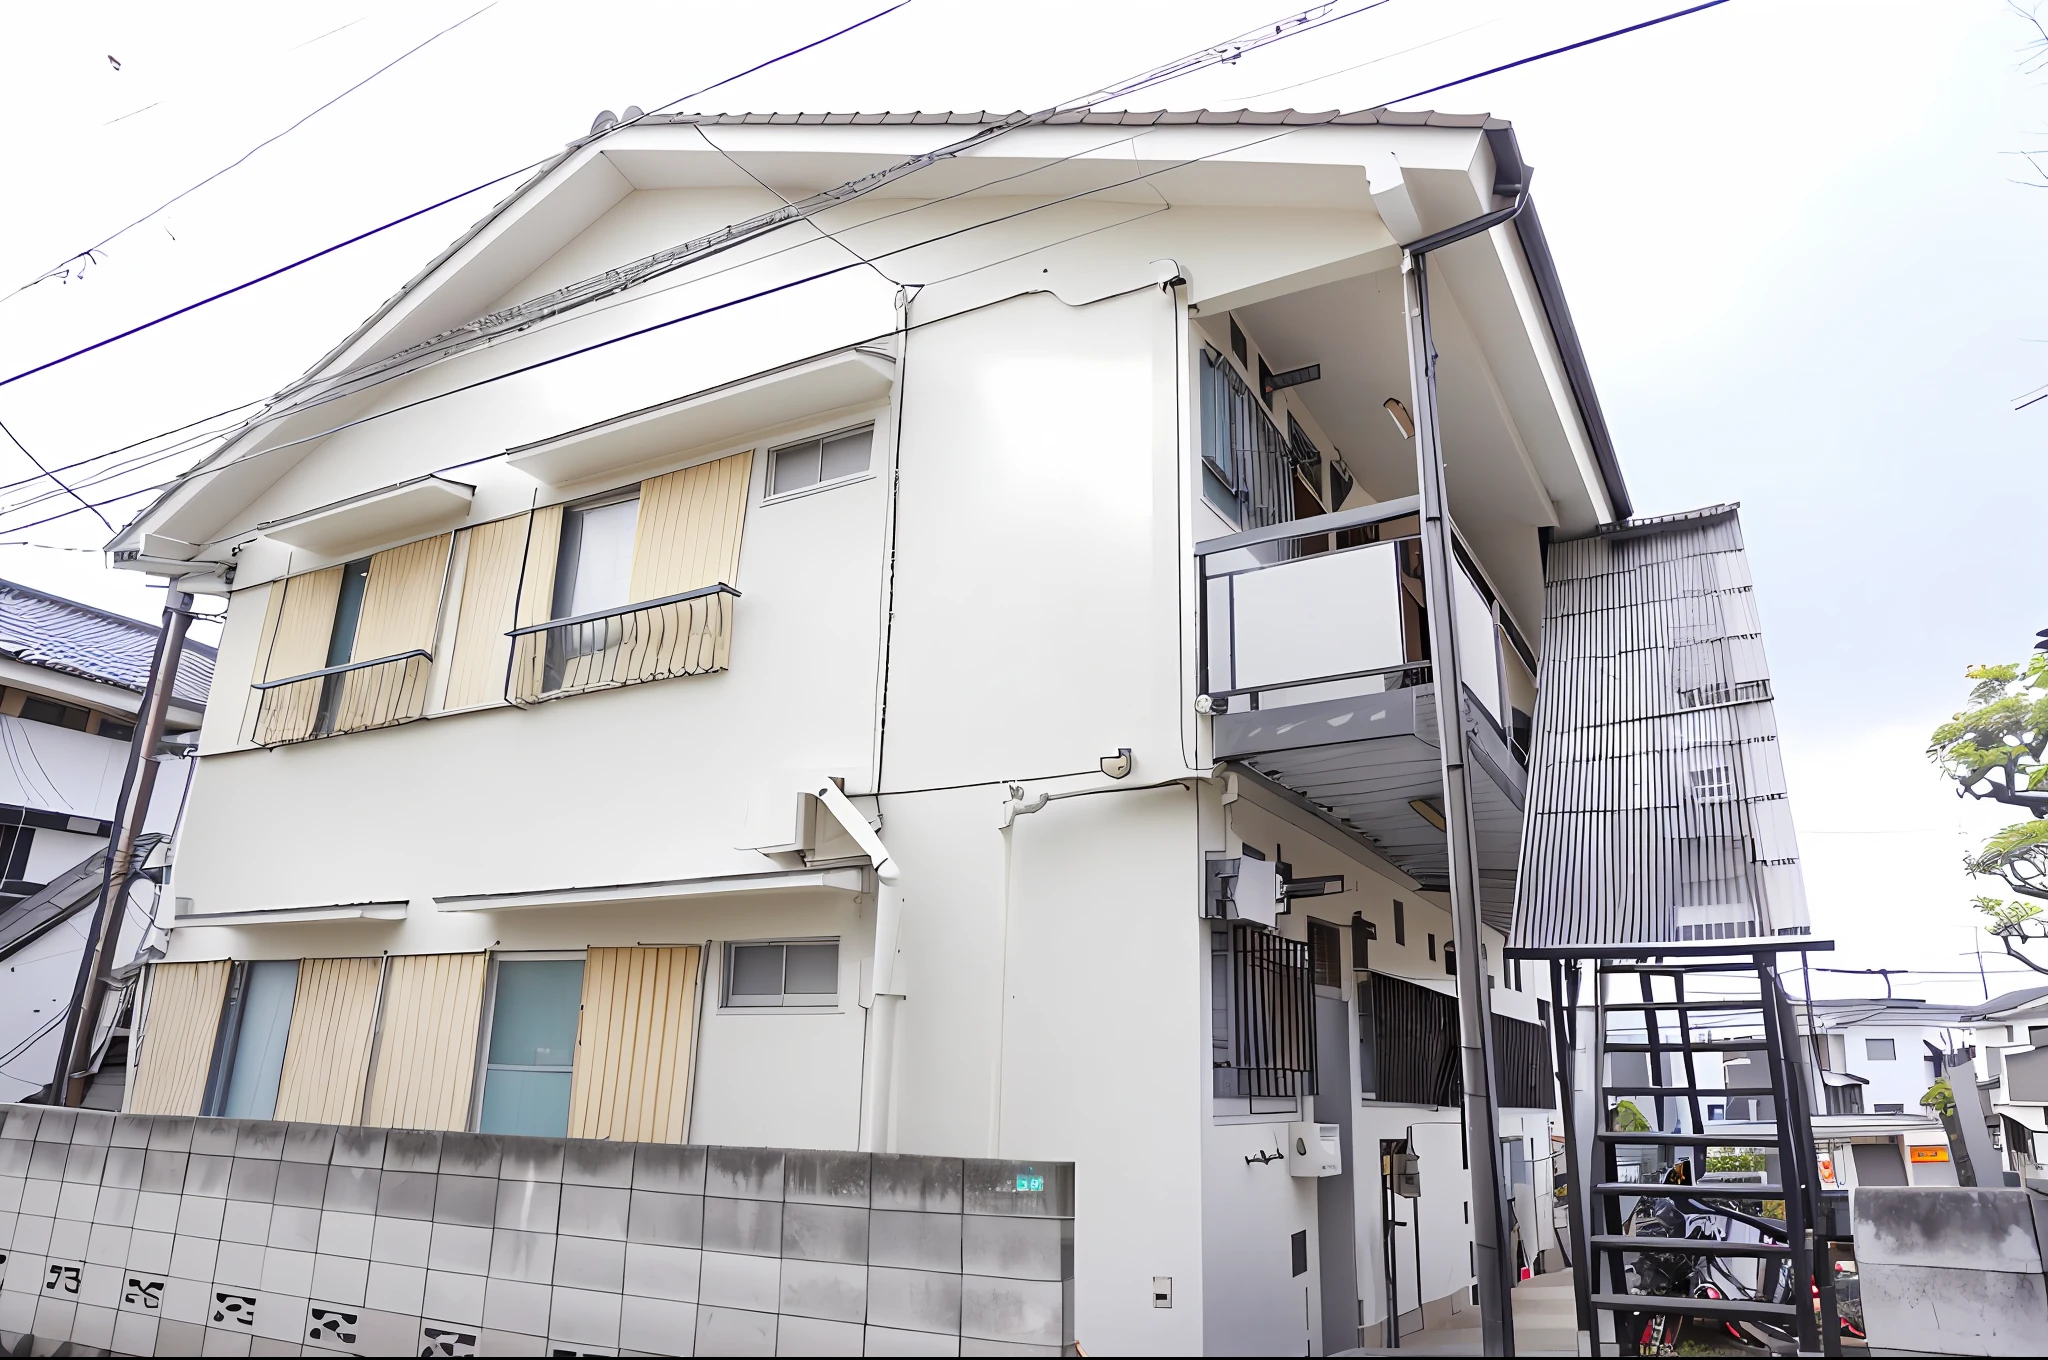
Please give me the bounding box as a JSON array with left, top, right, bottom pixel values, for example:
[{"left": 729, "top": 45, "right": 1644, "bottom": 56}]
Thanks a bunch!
[{"left": 0, "top": 1105, "right": 1075, "bottom": 1357}]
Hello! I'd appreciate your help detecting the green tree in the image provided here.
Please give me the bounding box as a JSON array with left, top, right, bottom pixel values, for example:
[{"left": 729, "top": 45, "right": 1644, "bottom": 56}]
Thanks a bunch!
[{"left": 1930, "top": 651, "right": 2048, "bottom": 973}]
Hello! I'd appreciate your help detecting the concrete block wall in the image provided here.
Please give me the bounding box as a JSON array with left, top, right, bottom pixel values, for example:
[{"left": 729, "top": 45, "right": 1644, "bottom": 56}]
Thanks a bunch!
[
  {"left": 1852, "top": 1185, "right": 2048, "bottom": 1357},
  {"left": 0, "top": 1104, "right": 1074, "bottom": 1357}
]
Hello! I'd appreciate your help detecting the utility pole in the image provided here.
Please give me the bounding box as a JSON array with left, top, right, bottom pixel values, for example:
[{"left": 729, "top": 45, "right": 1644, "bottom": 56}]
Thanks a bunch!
[
  {"left": 1399, "top": 190, "right": 1525, "bottom": 1355},
  {"left": 52, "top": 590, "right": 194, "bottom": 1106}
]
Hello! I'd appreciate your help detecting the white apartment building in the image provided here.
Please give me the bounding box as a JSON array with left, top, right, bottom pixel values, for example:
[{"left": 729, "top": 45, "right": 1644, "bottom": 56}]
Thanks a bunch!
[
  {"left": 97, "top": 108, "right": 1699, "bottom": 1355},
  {"left": 0, "top": 580, "right": 207, "bottom": 1105},
  {"left": 1969, "top": 984, "right": 2048, "bottom": 1185}
]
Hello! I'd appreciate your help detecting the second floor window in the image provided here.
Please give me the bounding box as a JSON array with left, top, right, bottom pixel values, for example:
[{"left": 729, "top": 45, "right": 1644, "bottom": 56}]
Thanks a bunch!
[
  {"left": 548, "top": 494, "right": 639, "bottom": 686},
  {"left": 770, "top": 426, "right": 872, "bottom": 496}
]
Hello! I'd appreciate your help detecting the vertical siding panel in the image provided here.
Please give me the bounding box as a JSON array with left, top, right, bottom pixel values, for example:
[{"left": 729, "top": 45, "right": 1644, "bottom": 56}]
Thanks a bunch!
[
  {"left": 366, "top": 954, "right": 486, "bottom": 1131},
  {"left": 275, "top": 958, "right": 381, "bottom": 1124},
  {"left": 130, "top": 960, "right": 230, "bottom": 1115},
  {"left": 568, "top": 947, "right": 698, "bottom": 1143}
]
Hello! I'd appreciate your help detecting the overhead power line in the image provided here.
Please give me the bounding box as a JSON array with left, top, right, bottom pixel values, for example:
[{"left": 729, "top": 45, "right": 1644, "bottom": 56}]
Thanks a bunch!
[
  {"left": 0, "top": 2, "right": 1403, "bottom": 536},
  {"left": 2, "top": 0, "right": 1738, "bottom": 541},
  {"left": 0, "top": 0, "right": 921, "bottom": 393},
  {"left": 0, "top": 419, "right": 110, "bottom": 532},
  {"left": 7, "top": 2, "right": 505, "bottom": 300}
]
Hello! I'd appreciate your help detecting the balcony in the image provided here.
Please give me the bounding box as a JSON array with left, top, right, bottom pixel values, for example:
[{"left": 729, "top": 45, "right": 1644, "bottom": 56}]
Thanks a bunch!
[
  {"left": 505, "top": 584, "right": 740, "bottom": 703},
  {"left": 1199, "top": 501, "right": 1537, "bottom": 929},
  {"left": 250, "top": 650, "right": 431, "bottom": 746}
]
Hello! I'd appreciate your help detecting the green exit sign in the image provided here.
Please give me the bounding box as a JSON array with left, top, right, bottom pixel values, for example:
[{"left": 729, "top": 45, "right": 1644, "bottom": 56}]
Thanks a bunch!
[{"left": 1015, "top": 1174, "right": 1044, "bottom": 1192}]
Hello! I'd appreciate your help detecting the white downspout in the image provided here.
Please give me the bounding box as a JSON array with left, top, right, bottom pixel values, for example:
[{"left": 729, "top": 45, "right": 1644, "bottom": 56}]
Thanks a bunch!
[{"left": 811, "top": 780, "right": 903, "bottom": 1152}]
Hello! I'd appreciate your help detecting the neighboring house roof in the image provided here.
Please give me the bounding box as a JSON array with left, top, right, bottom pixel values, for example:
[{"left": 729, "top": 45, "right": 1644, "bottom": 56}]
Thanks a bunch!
[
  {"left": 111, "top": 105, "right": 1631, "bottom": 555},
  {"left": 1971, "top": 984, "right": 2048, "bottom": 1022},
  {"left": 0, "top": 579, "right": 215, "bottom": 708},
  {"left": 1803, "top": 997, "right": 1977, "bottom": 1030}
]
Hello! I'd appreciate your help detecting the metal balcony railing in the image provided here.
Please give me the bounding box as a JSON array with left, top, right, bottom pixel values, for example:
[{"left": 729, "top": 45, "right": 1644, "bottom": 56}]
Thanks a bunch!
[
  {"left": 504, "top": 584, "right": 740, "bottom": 703},
  {"left": 250, "top": 650, "right": 432, "bottom": 746},
  {"left": 1197, "top": 499, "right": 1539, "bottom": 760}
]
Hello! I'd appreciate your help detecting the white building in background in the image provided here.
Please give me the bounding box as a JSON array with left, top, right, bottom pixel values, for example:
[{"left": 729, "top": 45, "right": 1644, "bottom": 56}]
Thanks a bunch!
[
  {"left": 0, "top": 579, "right": 208, "bottom": 1104},
  {"left": 1792, "top": 997, "right": 1974, "bottom": 1190},
  {"left": 90, "top": 107, "right": 1780, "bottom": 1355},
  {"left": 1968, "top": 984, "right": 2048, "bottom": 1185}
]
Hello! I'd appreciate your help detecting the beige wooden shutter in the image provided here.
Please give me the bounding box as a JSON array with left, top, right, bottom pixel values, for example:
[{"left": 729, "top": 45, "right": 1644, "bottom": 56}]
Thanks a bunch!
[
  {"left": 273, "top": 957, "right": 382, "bottom": 1124},
  {"left": 628, "top": 452, "right": 751, "bottom": 598},
  {"left": 249, "top": 567, "right": 344, "bottom": 744},
  {"left": 364, "top": 952, "right": 488, "bottom": 1131},
  {"left": 333, "top": 534, "right": 450, "bottom": 732},
  {"left": 567, "top": 946, "right": 700, "bottom": 1143},
  {"left": 624, "top": 452, "right": 752, "bottom": 678},
  {"left": 129, "top": 960, "right": 230, "bottom": 1115},
  {"left": 507, "top": 505, "right": 564, "bottom": 702},
  {"left": 443, "top": 516, "right": 534, "bottom": 710}
]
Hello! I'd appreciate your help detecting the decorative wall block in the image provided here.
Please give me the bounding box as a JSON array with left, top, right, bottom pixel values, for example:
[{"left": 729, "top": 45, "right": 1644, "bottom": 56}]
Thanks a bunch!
[{"left": 0, "top": 1105, "right": 1074, "bottom": 1357}]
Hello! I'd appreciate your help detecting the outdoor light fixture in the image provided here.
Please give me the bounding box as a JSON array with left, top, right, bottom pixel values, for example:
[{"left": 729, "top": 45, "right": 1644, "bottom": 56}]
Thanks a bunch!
[
  {"left": 1408, "top": 797, "right": 1447, "bottom": 831},
  {"left": 1384, "top": 397, "right": 1416, "bottom": 439}
]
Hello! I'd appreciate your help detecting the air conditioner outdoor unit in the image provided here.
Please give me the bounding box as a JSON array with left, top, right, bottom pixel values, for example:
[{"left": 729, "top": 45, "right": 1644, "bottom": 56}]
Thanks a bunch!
[{"left": 1286, "top": 1122, "right": 1342, "bottom": 1178}]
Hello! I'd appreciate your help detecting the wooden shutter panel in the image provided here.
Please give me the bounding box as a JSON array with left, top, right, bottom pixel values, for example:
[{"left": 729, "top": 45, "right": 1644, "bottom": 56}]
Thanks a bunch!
[
  {"left": 628, "top": 451, "right": 752, "bottom": 599},
  {"left": 273, "top": 957, "right": 383, "bottom": 1124},
  {"left": 332, "top": 534, "right": 450, "bottom": 732},
  {"left": 507, "top": 505, "right": 564, "bottom": 703},
  {"left": 624, "top": 452, "right": 751, "bottom": 677},
  {"left": 443, "top": 516, "right": 534, "bottom": 710},
  {"left": 364, "top": 953, "right": 487, "bottom": 1132},
  {"left": 129, "top": 960, "right": 230, "bottom": 1115},
  {"left": 249, "top": 567, "right": 344, "bottom": 744},
  {"left": 567, "top": 946, "right": 700, "bottom": 1143}
]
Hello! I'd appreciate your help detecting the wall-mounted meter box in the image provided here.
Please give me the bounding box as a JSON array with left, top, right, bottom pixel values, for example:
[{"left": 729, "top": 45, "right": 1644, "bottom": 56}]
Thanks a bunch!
[{"left": 1286, "top": 1122, "right": 1342, "bottom": 1178}]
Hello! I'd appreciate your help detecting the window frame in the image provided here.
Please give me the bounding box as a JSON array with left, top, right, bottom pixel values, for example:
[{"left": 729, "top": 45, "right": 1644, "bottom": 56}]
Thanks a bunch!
[
  {"left": 719, "top": 936, "right": 843, "bottom": 1013},
  {"left": 201, "top": 959, "right": 300, "bottom": 1120},
  {"left": 763, "top": 422, "right": 878, "bottom": 504},
  {"left": 470, "top": 949, "right": 587, "bottom": 1135}
]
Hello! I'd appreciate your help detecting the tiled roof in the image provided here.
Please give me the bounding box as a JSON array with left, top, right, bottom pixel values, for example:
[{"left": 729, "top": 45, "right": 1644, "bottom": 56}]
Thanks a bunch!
[
  {"left": 640, "top": 107, "right": 1508, "bottom": 129},
  {"left": 0, "top": 579, "right": 215, "bottom": 708}
]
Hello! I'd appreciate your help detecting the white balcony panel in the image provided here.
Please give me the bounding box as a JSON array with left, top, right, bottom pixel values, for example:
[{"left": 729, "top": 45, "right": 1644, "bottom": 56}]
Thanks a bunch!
[
  {"left": 258, "top": 475, "right": 474, "bottom": 556},
  {"left": 1454, "top": 563, "right": 1502, "bottom": 723},
  {"left": 506, "top": 348, "right": 894, "bottom": 486},
  {"left": 1227, "top": 542, "right": 1403, "bottom": 692}
]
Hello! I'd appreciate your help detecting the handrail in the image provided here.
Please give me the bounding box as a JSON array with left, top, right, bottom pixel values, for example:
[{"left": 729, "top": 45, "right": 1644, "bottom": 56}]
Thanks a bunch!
[
  {"left": 1194, "top": 496, "right": 1421, "bottom": 557},
  {"left": 505, "top": 583, "right": 741, "bottom": 637},
  {"left": 251, "top": 649, "right": 432, "bottom": 689}
]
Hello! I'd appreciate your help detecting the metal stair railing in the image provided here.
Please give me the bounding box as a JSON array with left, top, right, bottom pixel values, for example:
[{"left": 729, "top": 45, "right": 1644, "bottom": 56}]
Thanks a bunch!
[{"left": 1563, "top": 947, "right": 1842, "bottom": 1356}]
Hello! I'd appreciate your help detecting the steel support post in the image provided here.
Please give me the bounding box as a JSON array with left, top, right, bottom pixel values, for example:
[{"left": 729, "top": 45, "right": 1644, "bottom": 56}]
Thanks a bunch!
[
  {"left": 55, "top": 591, "right": 194, "bottom": 1106},
  {"left": 1401, "top": 249, "right": 1515, "bottom": 1355}
]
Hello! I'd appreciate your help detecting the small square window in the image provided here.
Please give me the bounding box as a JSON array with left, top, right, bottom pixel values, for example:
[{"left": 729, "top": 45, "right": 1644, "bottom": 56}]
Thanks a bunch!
[
  {"left": 770, "top": 426, "right": 873, "bottom": 496},
  {"left": 1874, "top": 1102, "right": 1905, "bottom": 1115},
  {"left": 1866, "top": 1037, "right": 1896, "bottom": 1061},
  {"left": 725, "top": 939, "right": 840, "bottom": 1007}
]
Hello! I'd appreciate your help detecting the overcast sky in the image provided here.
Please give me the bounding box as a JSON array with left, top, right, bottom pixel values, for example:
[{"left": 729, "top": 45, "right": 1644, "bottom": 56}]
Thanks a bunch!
[{"left": 0, "top": 0, "right": 2039, "bottom": 1002}]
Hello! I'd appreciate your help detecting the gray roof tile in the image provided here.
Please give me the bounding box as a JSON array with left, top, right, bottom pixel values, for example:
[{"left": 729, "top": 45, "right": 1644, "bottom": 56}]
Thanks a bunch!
[{"left": 0, "top": 579, "right": 214, "bottom": 708}]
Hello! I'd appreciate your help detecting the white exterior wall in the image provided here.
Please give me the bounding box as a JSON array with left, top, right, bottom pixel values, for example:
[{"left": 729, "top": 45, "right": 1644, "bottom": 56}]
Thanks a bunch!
[{"left": 131, "top": 120, "right": 1605, "bottom": 1356}]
